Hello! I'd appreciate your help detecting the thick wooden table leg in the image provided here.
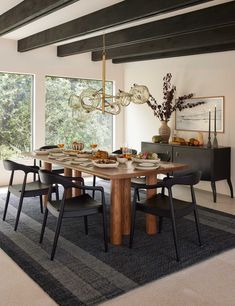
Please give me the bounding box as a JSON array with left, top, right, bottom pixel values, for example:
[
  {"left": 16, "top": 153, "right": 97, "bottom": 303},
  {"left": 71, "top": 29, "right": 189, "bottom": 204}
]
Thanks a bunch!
[
  {"left": 42, "top": 161, "right": 52, "bottom": 206},
  {"left": 64, "top": 167, "right": 72, "bottom": 198},
  {"left": 73, "top": 170, "right": 81, "bottom": 197},
  {"left": 121, "top": 178, "right": 131, "bottom": 236},
  {"left": 110, "top": 179, "right": 123, "bottom": 245},
  {"left": 146, "top": 174, "right": 157, "bottom": 235}
]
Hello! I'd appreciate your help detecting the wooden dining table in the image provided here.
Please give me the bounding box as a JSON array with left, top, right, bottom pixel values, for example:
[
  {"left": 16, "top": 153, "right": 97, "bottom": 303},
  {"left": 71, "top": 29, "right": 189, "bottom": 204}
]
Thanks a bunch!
[{"left": 27, "top": 153, "right": 187, "bottom": 245}]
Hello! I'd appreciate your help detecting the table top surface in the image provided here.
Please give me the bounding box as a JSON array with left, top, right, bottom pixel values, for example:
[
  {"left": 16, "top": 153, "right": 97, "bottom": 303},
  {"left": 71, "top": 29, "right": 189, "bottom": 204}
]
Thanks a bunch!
[{"left": 25, "top": 152, "right": 188, "bottom": 180}]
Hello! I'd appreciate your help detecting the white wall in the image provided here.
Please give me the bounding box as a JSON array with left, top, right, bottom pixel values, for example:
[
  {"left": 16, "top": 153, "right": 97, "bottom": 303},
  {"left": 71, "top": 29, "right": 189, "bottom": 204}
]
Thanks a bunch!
[
  {"left": 124, "top": 51, "right": 235, "bottom": 196},
  {"left": 0, "top": 38, "right": 125, "bottom": 185}
]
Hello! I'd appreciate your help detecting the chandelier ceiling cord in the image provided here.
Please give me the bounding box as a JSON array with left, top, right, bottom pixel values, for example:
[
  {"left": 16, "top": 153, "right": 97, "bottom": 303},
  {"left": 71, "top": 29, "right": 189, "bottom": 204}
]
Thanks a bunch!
[{"left": 68, "top": 35, "right": 150, "bottom": 115}]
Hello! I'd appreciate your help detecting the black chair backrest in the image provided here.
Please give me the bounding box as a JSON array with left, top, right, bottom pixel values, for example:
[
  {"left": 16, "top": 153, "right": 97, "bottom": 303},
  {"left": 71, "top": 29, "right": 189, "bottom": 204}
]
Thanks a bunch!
[
  {"left": 112, "top": 149, "right": 137, "bottom": 155},
  {"left": 39, "top": 170, "right": 83, "bottom": 189},
  {"left": 39, "top": 145, "right": 58, "bottom": 151},
  {"left": 157, "top": 152, "right": 170, "bottom": 162},
  {"left": 164, "top": 171, "right": 201, "bottom": 188},
  {"left": 3, "top": 159, "right": 38, "bottom": 174}
]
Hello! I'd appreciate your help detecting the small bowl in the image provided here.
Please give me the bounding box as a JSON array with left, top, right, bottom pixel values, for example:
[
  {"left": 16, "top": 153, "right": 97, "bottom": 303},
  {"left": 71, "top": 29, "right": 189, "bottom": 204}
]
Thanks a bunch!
[{"left": 117, "top": 157, "right": 128, "bottom": 164}]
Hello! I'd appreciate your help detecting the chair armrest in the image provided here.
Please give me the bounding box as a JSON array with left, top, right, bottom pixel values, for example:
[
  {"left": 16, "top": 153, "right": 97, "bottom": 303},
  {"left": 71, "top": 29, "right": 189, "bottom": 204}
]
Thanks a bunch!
[
  {"left": 63, "top": 176, "right": 84, "bottom": 185},
  {"left": 132, "top": 180, "right": 166, "bottom": 190}
]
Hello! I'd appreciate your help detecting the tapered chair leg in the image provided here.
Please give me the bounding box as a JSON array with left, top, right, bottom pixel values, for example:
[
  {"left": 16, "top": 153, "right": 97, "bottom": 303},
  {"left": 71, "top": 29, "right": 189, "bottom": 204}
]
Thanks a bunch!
[
  {"left": 39, "top": 195, "right": 44, "bottom": 214},
  {"left": 51, "top": 214, "right": 63, "bottom": 260},
  {"left": 194, "top": 208, "right": 202, "bottom": 246},
  {"left": 84, "top": 216, "right": 88, "bottom": 235},
  {"left": 92, "top": 176, "right": 96, "bottom": 199},
  {"left": 129, "top": 204, "right": 137, "bottom": 248},
  {"left": 55, "top": 184, "right": 59, "bottom": 201},
  {"left": 158, "top": 216, "right": 163, "bottom": 233},
  {"left": 40, "top": 208, "right": 49, "bottom": 243},
  {"left": 137, "top": 189, "right": 140, "bottom": 201},
  {"left": 3, "top": 191, "right": 11, "bottom": 221},
  {"left": 14, "top": 195, "right": 24, "bottom": 231},
  {"left": 102, "top": 210, "right": 108, "bottom": 252},
  {"left": 170, "top": 216, "right": 180, "bottom": 261}
]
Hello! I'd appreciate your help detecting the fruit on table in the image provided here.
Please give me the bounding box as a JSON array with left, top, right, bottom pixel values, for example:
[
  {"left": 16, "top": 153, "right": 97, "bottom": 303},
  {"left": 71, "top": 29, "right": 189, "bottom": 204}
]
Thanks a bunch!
[
  {"left": 172, "top": 137, "right": 186, "bottom": 145},
  {"left": 189, "top": 138, "right": 200, "bottom": 146},
  {"left": 136, "top": 152, "right": 159, "bottom": 160},
  {"left": 152, "top": 135, "right": 162, "bottom": 143}
]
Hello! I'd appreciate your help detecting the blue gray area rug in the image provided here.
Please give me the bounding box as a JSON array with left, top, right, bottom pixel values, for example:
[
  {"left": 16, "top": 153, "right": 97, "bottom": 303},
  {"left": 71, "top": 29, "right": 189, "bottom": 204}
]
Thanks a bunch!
[{"left": 0, "top": 189, "right": 235, "bottom": 306}]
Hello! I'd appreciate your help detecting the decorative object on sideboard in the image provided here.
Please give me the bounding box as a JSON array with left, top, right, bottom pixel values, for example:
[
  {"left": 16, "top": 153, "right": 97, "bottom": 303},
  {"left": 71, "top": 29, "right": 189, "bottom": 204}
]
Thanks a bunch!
[
  {"left": 176, "top": 96, "right": 224, "bottom": 132},
  {"left": 207, "top": 109, "right": 212, "bottom": 148},
  {"left": 197, "top": 132, "right": 204, "bottom": 146},
  {"left": 147, "top": 73, "right": 204, "bottom": 143},
  {"left": 213, "top": 105, "right": 218, "bottom": 148},
  {"left": 152, "top": 135, "right": 162, "bottom": 143}
]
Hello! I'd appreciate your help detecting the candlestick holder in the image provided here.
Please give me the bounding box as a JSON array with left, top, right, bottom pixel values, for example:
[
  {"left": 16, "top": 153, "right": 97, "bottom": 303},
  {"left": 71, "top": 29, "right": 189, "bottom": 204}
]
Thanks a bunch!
[
  {"left": 213, "top": 132, "right": 218, "bottom": 148},
  {"left": 207, "top": 135, "right": 212, "bottom": 148}
]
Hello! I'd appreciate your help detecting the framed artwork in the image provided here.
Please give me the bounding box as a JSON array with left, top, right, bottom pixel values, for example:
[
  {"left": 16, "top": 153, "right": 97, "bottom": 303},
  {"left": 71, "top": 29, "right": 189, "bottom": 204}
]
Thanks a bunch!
[{"left": 175, "top": 96, "right": 224, "bottom": 132}]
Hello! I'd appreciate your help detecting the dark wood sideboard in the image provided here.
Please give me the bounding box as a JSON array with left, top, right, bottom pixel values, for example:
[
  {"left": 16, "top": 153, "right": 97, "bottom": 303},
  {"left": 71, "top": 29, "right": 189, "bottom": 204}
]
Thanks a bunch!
[{"left": 141, "top": 142, "right": 233, "bottom": 203}]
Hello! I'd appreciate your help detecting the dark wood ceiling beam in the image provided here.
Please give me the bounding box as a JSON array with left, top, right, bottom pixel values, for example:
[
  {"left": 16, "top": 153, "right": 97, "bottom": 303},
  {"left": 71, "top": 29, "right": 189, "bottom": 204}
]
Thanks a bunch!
[
  {"left": 91, "top": 24, "right": 235, "bottom": 61},
  {"left": 0, "top": 0, "right": 79, "bottom": 36},
  {"left": 57, "top": 1, "right": 235, "bottom": 57},
  {"left": 18, "top": 0, "right": 212, "bottom": 52},
  {"left": 112, "top": 43, "right": 235, "bottom": 63}
]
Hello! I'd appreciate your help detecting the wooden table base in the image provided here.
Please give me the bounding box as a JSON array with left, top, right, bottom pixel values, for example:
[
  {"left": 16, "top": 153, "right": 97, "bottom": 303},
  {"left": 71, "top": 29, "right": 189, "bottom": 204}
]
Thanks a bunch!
[
  {"left": 110, "top": 178, "right": 131, "bottom": 245},
  {"left": 146, "top": 174, "right": 158, "bottom": 235}
]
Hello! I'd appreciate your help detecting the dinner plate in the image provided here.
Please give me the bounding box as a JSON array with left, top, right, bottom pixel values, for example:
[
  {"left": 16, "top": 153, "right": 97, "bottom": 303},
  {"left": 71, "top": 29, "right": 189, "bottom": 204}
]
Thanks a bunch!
[
  {"left": 49, "top": 153, "right": 66, "bottom": 157},
  {"left": 92, "top": 161, "right": 119, "bottom": 168},
  {"left": 138, "top": 162, "right": 155, "bottom": 167},
  {"left": 135, "top": 165, "right": 160, "bottom": 170},
  {"left": 132, "top": 157, "right": 160, "bottom": 163},
  {"left": 76, "top": 153, "right": 92, "bottom": 158},
  {"left": 75, "top": 158, "right": 89, "bottom": 162},
  {"left": 33, "top": 150, "right": 49, "bottom": 155}
]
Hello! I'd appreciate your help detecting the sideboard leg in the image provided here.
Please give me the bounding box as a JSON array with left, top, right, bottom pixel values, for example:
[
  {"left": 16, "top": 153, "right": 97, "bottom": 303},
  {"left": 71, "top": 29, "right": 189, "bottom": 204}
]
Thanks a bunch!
[
  {"left": 211, "top": 181, "right": 217, "bottom": 203},
  {"left": 227, "top": 178, "right": 234, "bottom": 198}
]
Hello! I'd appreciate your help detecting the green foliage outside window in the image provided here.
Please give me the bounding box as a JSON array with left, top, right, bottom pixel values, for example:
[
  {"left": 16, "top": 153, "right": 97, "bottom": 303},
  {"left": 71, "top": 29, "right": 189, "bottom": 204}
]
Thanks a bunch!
[
  {"left": 45, "top": 76, "right": 113, "bottom": 151},
  {"left": 0, "top": 72, "right": 32, "bottom": 159}
]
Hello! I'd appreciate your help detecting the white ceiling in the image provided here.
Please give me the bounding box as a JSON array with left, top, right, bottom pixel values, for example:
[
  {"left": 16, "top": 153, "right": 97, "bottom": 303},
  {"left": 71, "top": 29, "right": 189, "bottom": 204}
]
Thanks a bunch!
[{"left": 0, "top": 0, "right": 233, "bottom": 47}]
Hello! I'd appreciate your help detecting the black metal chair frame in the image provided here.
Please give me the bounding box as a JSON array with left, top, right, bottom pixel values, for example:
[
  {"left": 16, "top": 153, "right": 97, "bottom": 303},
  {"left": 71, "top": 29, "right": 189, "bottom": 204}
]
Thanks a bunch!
[
  {"left": 39, "top": 170, "right": 108, "bottom": 260},
  {"left": 2, "top": 160, "right": 50, "bottom": 231},
  {"left": 129, "top": 171, "right": 202, "bottom": 261}
]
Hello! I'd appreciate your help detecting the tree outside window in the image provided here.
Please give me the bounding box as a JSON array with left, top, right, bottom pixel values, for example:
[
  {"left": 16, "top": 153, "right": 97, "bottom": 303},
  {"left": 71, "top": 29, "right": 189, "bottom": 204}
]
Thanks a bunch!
[
  {"left": 45, "top": 76, "right": 113, "bottom": 151},
  {"left": 0, "top": 72, "right": 33, "bottom": 159}
]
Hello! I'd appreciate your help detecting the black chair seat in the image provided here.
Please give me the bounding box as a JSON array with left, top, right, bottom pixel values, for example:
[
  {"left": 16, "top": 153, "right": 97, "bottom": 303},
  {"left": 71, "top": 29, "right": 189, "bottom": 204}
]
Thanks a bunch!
[
  {"left": 9, "top": 181, "right": 49, "bottom": 197},
  {"left": 39, "top": 170, "right": 108, "bottom": 260},
  {"left": 130, "top": 171, "right": 202, "bottom": 261},
  {"left": 2, "top": 160, "right": 51, "bottom": 231},
  {"left": 136, "top": 194, "right": 194, "bottom": 218},
  {"left": 48, "top": 194, "right": 103, "bottom": 218}
]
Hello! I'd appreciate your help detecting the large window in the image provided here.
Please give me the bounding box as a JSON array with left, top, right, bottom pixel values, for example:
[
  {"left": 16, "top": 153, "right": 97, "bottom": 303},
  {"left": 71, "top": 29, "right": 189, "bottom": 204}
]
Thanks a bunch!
[
  {"left": 45, "top": 76, "right": 113, "bottom": 151},
  {"left": 0, "top": 72, "right": 33, "bottom": 159}
]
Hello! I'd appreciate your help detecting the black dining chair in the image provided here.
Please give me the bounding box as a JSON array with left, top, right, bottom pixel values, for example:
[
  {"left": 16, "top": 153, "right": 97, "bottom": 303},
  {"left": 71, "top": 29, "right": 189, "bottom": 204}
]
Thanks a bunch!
[
  {"left": 38, "top": 170, "right": 108, "bottom": 260},
  {"left": 131, "top": 152, "right": 171, "bottom": 201},
  {"left": 129, "top": 171, "right": 202, "bottom": 261},
  {"left": 2, "top": 160, "right": 50, "bottom": 231},
  {"left": 92, "top": 148, "right": 137, "bottom": 198}
]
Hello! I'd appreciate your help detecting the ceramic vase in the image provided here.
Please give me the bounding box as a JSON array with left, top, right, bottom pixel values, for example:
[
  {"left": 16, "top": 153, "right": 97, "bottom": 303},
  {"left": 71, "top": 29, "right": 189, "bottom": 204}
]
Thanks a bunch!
[{"left": 159, "top": 121, "right": 171, "bottom": 143}]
